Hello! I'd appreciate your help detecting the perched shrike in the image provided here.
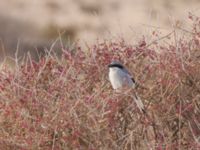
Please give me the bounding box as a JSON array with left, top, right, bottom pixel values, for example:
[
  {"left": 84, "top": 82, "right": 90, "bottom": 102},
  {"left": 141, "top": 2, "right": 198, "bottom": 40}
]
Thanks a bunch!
[{"left": 108, "top": 61, "right": 145, "bottom": 113}]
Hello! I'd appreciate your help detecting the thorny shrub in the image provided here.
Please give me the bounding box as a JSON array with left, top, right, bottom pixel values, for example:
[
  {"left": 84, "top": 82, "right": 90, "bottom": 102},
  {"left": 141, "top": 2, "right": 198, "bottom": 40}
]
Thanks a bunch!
[{"left": 0, "top": 15, "right": 200, "bottom": 150}]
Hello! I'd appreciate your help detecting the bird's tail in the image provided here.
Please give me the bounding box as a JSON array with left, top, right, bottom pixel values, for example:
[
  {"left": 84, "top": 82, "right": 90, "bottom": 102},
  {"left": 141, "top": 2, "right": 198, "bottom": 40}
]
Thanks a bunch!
[{"left": 133, "top": 92, "right": 146, "bottom": 114}]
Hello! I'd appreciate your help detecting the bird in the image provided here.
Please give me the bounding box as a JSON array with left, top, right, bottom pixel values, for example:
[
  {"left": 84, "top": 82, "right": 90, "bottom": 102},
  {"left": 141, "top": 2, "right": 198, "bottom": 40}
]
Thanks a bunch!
[{"left": 108, "top": 61, "right": 145, "bottom": 113}]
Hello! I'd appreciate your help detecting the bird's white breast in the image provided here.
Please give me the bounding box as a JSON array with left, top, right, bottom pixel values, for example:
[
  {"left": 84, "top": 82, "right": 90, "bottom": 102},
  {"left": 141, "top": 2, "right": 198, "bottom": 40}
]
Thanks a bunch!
[{"left": 109, "top": 67, "right": 134, "bottom": 90}]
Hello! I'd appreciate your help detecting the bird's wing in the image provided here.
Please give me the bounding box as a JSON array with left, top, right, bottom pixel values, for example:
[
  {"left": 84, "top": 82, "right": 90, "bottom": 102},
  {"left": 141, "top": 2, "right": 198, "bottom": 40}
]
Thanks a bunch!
[
  {"left": 122, "top": 68, "right": 135, "bottom": 83},
  {"left": 131, "top": 78, "right": 136, "bottom": 83},
  {"left": 122, "top": 67, "right": 131, "bottom": 75}
]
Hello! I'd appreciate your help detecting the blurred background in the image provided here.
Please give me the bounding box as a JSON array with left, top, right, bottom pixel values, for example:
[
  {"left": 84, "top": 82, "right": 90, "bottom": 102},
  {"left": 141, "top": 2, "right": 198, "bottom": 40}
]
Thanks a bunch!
[{"left": 0, "top": 0, "right": 199, "bottom": 63}]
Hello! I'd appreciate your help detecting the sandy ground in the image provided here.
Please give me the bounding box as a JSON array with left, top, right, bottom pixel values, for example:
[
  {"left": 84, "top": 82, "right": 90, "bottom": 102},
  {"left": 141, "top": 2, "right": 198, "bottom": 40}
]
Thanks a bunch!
[{"left": 0, "top": 0, "right": 199, "bottom": 61}]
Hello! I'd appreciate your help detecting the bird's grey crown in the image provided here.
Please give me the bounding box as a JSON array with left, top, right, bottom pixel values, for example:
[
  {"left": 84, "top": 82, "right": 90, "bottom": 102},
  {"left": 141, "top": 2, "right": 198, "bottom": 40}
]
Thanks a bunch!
[{"left": 108, "top": 61, "right": 124, "bottom": 69}]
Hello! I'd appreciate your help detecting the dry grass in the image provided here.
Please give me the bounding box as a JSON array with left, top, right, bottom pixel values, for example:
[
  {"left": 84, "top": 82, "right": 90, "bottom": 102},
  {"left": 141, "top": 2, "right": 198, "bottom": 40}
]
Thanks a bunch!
[{"left": 0, "top": 15, "right": 200, "bottom": 150}]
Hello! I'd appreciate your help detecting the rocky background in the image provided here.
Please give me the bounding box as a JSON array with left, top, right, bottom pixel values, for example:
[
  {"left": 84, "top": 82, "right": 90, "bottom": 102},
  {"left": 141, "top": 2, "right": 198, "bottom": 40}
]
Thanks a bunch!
[{"left": 0, "top": 0, "right": 199, "bottom": 62}]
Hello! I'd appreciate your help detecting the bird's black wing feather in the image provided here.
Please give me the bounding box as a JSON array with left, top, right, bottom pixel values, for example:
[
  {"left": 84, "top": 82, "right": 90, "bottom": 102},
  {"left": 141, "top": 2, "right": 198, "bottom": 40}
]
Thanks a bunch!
[{"left": 131, "top": 78, "right": 136, "bottom": 83}]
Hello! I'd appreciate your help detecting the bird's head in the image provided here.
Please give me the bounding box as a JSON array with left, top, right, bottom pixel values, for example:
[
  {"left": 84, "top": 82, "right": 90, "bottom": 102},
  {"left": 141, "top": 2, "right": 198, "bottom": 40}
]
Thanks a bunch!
[{"left": 108, "top": 61, "right": 124, "bottom": 69}]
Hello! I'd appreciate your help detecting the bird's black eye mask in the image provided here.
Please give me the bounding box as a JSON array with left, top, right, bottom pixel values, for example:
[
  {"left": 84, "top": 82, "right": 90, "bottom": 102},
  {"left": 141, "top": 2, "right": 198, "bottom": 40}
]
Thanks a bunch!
[{"left": 108, "top": 64, "right": 124, "bottom": 69}]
